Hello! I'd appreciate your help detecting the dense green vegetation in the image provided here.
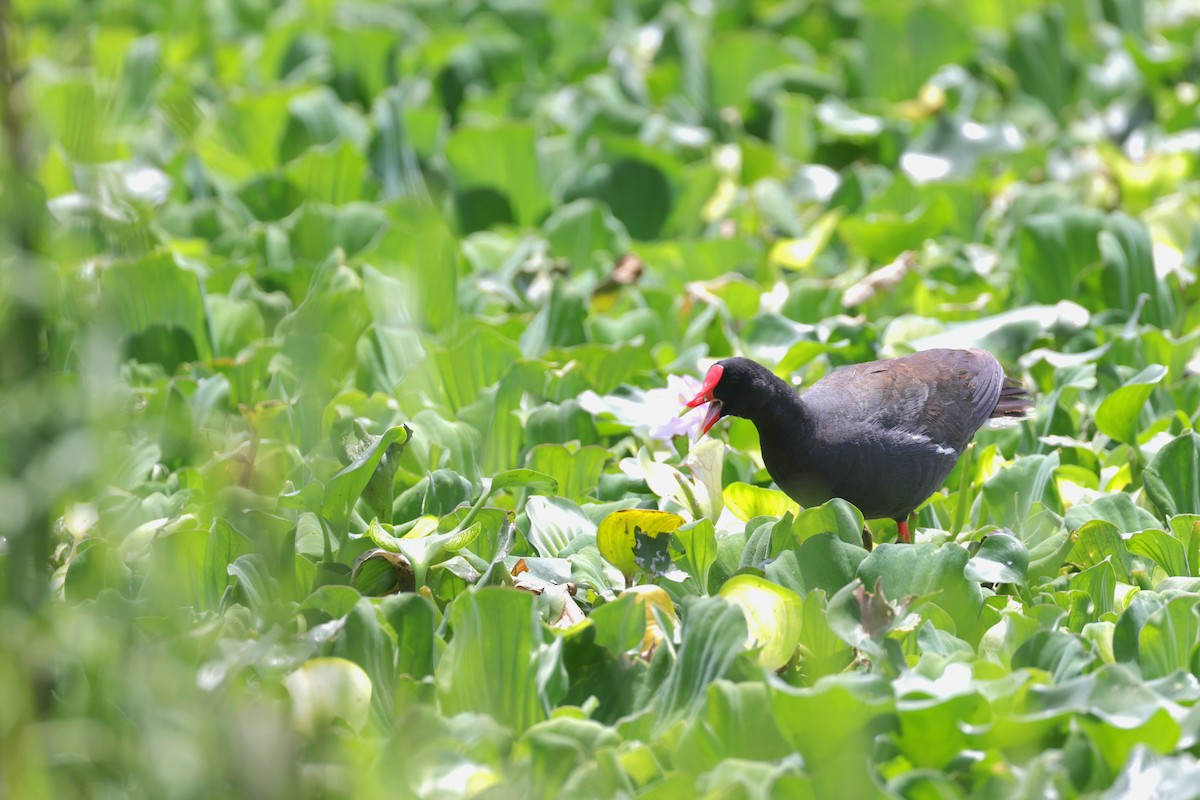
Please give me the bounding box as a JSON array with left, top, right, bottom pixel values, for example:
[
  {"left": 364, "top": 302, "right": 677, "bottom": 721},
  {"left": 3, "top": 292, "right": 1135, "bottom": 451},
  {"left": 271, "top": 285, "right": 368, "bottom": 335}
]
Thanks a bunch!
[{"left": 3, "top": 0, "right": 1200, "bottom": 797}]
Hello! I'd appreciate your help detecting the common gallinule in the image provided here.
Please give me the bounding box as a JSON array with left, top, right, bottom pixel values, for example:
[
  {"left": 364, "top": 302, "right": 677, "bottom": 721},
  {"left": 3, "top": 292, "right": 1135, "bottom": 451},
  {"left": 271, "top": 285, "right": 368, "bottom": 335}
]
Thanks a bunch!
[{"left": 684, "top": 349, "right": 1031, "bottom": 543}]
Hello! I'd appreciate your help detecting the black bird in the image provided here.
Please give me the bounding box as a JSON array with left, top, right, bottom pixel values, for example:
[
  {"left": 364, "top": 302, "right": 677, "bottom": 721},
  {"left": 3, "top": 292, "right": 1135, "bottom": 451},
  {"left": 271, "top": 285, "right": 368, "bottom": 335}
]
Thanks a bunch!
[{"left": 684, "top": 349, "right": 1032, "bottom": 543}]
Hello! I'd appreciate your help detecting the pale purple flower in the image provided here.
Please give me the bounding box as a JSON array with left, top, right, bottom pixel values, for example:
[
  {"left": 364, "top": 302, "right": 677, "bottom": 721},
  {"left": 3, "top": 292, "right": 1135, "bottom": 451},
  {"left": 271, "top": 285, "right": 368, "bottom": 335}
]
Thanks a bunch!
[{"left": 578, "top": 374, "right": 704, "bottom": 442}]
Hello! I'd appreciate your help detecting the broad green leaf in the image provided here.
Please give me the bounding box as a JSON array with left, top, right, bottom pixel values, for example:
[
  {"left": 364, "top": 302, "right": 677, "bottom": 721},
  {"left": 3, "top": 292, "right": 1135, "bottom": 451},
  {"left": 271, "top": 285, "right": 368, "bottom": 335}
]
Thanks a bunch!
[
  {"left": 1068, "top": 520, "right": 1134, "bottom": 583},
  {"left": 588, "top": 591, "right": 649, "bottom": 656},
  {"left": 1144, "top": 432, "right": 1200, "bottom": 517},
  {"left": 322, "top": 424, "right": 411, "bottom": 529},
  {"left": 445, "top": 121, "right": 549, "bottom": 228},
  {"left": 673, "top": 519, "right": 718, "bottom": 596},
  {"left": 330, "top": 598, "right": 398, "bottom": 729},
  {"left": 437, "top": 588, "right": 557, "bottom": 733},
  {"left": 965, "top": 533, "right": 1029, "bottom": 585},
  {"left": 856, "top": 0, "right": 974, "bottom": 102},
  {"left": 1065, "top": 494, "right": 1162, "bottom": 534},
  {"left": 673, "top": 681, "right": 793, "bottom": 775},
  {"left": 982, "top": 452, "right": 1062, "bottom": 529},
  {"left": 1095, "top": 365, "right": 1167, "bottom": 447},
  {"left": 489, "top": 469, "right": 559, "bottom": 495},
  {"left": 526, "top": 496, "right": 596, "bottom": 558},
  {"left": 791, "top": 499, "right": 867, "bottom": 547},
  {"left": 718, "top": 575, "right": 803, "bottom": 671},
  {"left": 765, "top": 535, "right": 867, "bottom": 597},
  {"left": 857, "top": 543, "right": 988, "bottom": 645},
  {"left": 100, "top": 252, "right": 212, "bottom": 366},
  {"left": 894, "top": 683, "right": 985, "bottom": 770},
  {"left": 525, "top": 444, "right": 609, "bottom": 504},
  {"left": 652, "top": 597, "right": 748, "bottom": 734},
  {"left": 1137, "top": 595, "right": 1200, "bottom": 679},
  {"left": 1129, "top": 529, "right": 1189, "bottom": 579},
  {"left": 723, "top": 482, "right": 799, "bottom": 521},
  {"left": 283, "top": 658, "right": 373, "bottom": 736},
  {"left": 770, "top": 675, "right": 895, "bottom": 798}
]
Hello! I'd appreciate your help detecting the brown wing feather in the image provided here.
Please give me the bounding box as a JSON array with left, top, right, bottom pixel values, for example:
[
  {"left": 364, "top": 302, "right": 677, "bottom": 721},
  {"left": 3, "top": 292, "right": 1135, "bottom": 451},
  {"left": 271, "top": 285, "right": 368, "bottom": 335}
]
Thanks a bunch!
[{"left": 800, "top": 348, "right": 1004, "bottom": 450}]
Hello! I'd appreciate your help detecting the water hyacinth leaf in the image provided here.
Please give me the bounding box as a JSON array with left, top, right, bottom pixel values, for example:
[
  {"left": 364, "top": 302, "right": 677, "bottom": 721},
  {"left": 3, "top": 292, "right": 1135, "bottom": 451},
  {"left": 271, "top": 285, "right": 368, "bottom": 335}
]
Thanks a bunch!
[
  {"left": 322, "top": 424, "right": 411, "bottom": 529},
  {"left": 857, "top": 543, "right": 987, "bottom": 645},
  {"left": 673, "top": 519, "right": 718, "bottom": 596},
  {"left": 684, "top": 439, "right": 726, "bottom": 522},
  {"left": 653, "top": 597, "right": 748, "bottom": 734},
  {"left": 526, "top": 496, "right": 596, "bottom": 558},
  {"left": 791, "top": 499, "right": 867, "bottom": 547},
  {"left": 674, "top": 681, "right": 794, "bottom": 775},
  {"left": 893, "top": 684, "right": 986, "bottom": 770},
  {"left": 1095, "top": 365, "right": 1167, "bottom": 447},
  {"left": 437, "top": 588, "right": 554, "bottom": 733},
  {"left": 1068, "top": 520, "right": 1134, "bottom": 583},
  {"left": 965, "top": 533, "right": 1029, "bottom": 585},
  {"left": 596, "top": 509, "right": 685, "bottom": 579},
  {"left": 586, "top": 591, "right": 648, "bottom": 656},
  {"left": 1144, "top": 432, "right": 1200, "bottom": 517},
  {"left": 723, "top": 482, "right": 799, "bottom": 521},
  {"left": 525, "top": 444, "right": 609, "bottom": 503},
  {"left": 1065, "top": 494, "right": 1162, "bottom": 535},
  {"left": 982, "top": 452, "right": 1062, "bottom": 529},
  {"left": 489, "top": 468, "right": 559, "bottom": 495},
  {"left": 330, "top": 598, "right": 399, "bottom": 729},
  {"left": 100, "top": 252, "right": 212, "bottom": 367},
  {"left": 445, "top": 121, "right": 549, "bottom": 228},
  {"left": 1137, "top": 596, "right": 1200, "bottom": 680},
  {"left": 284, "top": 658, "right": 373, "bottom": 736},
  {"left": 718, "top": 575, "right": 803, "bottom": 671},
  {"left": 766, "top": 535, "right": 867, "bottom": 597},
  {"left": 1128, "top": 529, "right": 1189, "bottom": 579},
  {"left": 770, "top": 675, "right": 895, "bottom": 798}
]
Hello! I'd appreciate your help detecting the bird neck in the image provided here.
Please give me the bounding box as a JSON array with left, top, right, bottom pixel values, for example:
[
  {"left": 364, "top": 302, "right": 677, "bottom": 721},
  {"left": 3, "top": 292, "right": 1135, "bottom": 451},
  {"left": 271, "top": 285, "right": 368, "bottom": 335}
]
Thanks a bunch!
[{"left": 741, "top": 372, "right": 813, "bottom": 442}]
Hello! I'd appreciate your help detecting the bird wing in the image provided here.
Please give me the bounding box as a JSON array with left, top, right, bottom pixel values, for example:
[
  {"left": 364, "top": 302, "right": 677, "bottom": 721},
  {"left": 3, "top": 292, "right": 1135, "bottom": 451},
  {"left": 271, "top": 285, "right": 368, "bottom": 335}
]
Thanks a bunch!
[{"left": 800, "top": 348, "right": 1004, "bottom": 452}]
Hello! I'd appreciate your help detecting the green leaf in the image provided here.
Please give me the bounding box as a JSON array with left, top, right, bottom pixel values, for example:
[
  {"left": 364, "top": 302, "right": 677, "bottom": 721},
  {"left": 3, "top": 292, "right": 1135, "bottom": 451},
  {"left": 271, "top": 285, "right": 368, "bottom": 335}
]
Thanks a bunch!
[
  {"left": 1068, "top": 520, "right": 1134, "bottom": 583},
  {"left": 982, "top": 452, "right": 1062, "bottom": 529},
  {"left": 445, "top": 121, "right": 549, "bottom": 228},
  {"left": 1144, "top": 432, "right": 1200, "bottom": 517},
  {"left": 1137, "top": 595, "right": 1200, "bottom": 679},
  {"left": 1129, "top": 529, "right": 1189, "bottom": 579},
  {"left": 526, "top": 496, "right": 596, "bottom": 558},
  {"left": 857, "top": 543, "right": 988, "bottom": 645},
  {"left": 770, "top": 675, "right": 895, "bottom": 798},
  {"left": 489, "top": 469, "right": 559, "bottom": 495},
  {"left": 283, "top": 658, "right": 373, "bottom": 736},
  {"left": 322, "top": 424, "right": 411, "bottom": 529},
  {"left": 525, "top": 444, "right": 610, "bottom": 504},
  {"left": 652, "top": 597, "right": 748, "bottom": 734},
  {"left": 723, "top": 482, "right": 799, "bottom": 521},
  {"left": 718, "top": 575, "right": 803, "bottom": 671},
  {"left": 1065, "top": 494, "right": 1162, "bottom": 534},
  {"left": 1095, "top": 365, "right": 1167, "bottom": 447},
  {"left": 673, "top": 681, "right": 793, "bottom": 775},
  {"left": 673, "top": 519, "right": 718, "bottom": 596},
  {"left": 965, "top": 533, "right": 1029, "bottom": 585},
  {"left": 437, "top": 588, "right": 558, "bottom": 734},
  {"left": 765, "top": 535, "right": 867, "bottom": 597},
  {"left": 791, "top": 499, "right": 867, "bottom": 547}
]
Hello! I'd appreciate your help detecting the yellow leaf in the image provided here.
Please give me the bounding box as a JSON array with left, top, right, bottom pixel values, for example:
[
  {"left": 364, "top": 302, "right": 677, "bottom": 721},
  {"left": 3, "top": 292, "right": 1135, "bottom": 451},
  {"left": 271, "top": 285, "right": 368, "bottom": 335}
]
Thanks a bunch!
[
  {"left": 723, "top": 482, "right": 799, "bottom": 521},
  {"left": 597, "top": 509, "right": 685, "bottom": 578}
]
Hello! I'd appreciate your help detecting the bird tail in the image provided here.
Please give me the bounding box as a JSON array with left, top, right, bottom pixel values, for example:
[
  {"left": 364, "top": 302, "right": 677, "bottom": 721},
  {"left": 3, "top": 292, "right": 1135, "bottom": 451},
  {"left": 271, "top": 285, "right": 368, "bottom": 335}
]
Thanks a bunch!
[{"left": 991, "top": 376, "right": 1033, "bottom": 419}]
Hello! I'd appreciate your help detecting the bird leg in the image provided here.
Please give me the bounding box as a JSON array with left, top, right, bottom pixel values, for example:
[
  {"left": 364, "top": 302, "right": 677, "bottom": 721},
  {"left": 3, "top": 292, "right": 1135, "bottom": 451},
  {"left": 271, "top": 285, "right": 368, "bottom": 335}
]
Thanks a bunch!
[{"left": 896, "top": 520, "right": 911, "bottom": 544}]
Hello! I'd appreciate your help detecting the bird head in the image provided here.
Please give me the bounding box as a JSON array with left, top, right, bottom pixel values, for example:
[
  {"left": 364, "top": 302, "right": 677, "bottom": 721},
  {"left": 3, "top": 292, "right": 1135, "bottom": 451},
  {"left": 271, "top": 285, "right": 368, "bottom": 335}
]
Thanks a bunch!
[{"left": 683, "top": 357, "right": 773, "bottom": 435}]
